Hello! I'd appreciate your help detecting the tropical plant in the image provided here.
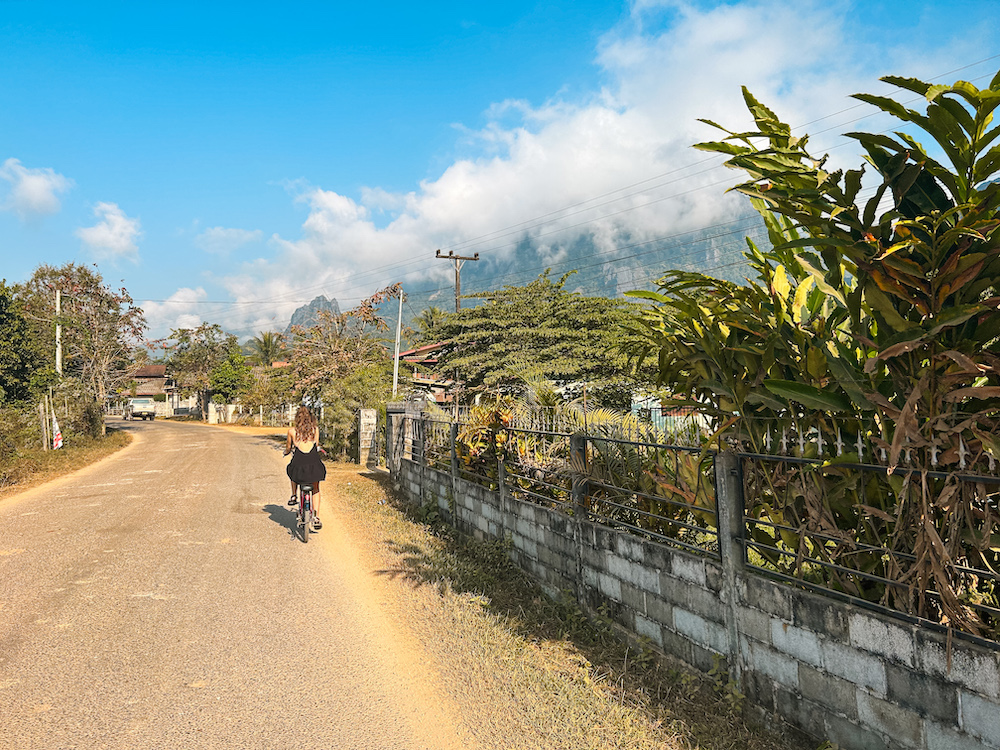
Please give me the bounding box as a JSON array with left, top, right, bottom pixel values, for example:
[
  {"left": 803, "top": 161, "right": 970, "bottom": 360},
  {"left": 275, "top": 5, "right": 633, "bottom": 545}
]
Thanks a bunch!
[
  {"left": 247, "top": 330, "right": 284, "bottom": 366},
  {"left": 626, "top": 71, "right": 1000, "bottom": 636},
  {"left": 412, "top": 305, "right": 450, "bottom": 345}
]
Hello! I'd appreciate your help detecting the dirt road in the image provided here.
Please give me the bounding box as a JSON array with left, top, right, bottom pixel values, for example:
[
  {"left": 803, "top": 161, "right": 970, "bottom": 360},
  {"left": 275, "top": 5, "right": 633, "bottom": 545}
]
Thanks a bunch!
[{"left": 0, "top": 419, "right": 474, "bottom": 750}]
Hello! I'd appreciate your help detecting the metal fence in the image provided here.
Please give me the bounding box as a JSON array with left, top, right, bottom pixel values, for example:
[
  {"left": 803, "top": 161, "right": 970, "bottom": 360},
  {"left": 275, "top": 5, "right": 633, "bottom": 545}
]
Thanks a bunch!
[
  {"left": 739, "top": 451, "right": 1000, "bottom": 642},
  {"left": 409, "top": 415, "right": 722, "bottom": 558},
  {"left": 396, "top": 411, "right": 1000, "bottom": 642}
]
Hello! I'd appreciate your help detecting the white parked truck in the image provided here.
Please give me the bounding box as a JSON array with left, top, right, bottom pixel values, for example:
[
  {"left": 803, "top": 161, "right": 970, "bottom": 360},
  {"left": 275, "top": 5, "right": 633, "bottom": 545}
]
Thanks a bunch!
[{"left": 125, "top": 397, "right": 156, "bottom": 420}]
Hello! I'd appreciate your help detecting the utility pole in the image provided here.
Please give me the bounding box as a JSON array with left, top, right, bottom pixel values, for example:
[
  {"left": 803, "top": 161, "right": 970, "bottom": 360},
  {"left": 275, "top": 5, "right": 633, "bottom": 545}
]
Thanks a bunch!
[
  {"left": 55, "top": 288, "right": 62, "bottom": 375},
  {"left": 435, "top": 250, "right": 479, "bottom": 312},
  {"left": 392, "top": 287, "right": 404, "bottom": 398}
]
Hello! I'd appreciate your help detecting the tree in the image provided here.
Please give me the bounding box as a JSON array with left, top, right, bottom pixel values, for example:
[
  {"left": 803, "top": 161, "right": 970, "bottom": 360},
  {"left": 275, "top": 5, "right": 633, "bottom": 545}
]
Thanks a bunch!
[
  {"left": 412, "top": 305, "right": 450, "bottom": 345},
  {"left": 16, "top": 263, "right": 147, "bottom": 425},
  {"left": 627, "top": 70, "right": 1000, "bottom": 636},
  {"left": 288, "top": 284, "right": 400, "bottom": 400},
  {"left": 0, "top": 281, "right": 40, "bottom": 403},
  {"left": 163, "top": 323, "right": 235, "bottom": 418},
  {"left": 437, "top": 271, "right": 647, "bottom": 406},
  {"left": 288, "top": 284, "right": 401, "bottom": 454},
  {"left": 209, "top": 339, "right": 253, "bottom": 402},
  {"left": 248, "top": 330, "right": 285, "bottom": 366}
]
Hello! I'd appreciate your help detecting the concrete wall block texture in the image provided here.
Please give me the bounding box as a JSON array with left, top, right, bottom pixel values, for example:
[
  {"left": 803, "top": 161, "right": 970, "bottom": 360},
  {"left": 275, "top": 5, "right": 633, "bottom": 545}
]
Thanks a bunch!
[
  {"left": 582, "top": 545, "right": 607, "bottom": 570},
  {"left": 925, "top": 720, "right": 996, "bottom": 750},
  {"left": 792, "top": 590, "right": 849, "bottom": 640},
  {"left": 689, "top": 641, "right": 722, "bottom": 673},
  {"left": 635, "top": 613, "right": 664, "bottom": 648},
  {"left": 886, "top": 663, "right": 958, "bottom": 725},
  {"left": 916, "top": 629, "right": 1000, "bottom": 700},
  {"left": 857, "top": 692, "right": 924, "bottom": 749},
  {"left": 775, "top": 688, "right": 829, "bottom": 739},
  {"left": 747, "top": 641, "right": 800, "bottom": 689},
  {"left": 824, "top": 713, "right": 889, "bottom": 750},
  {"left": 674, "top": 607, "right": 728, "bottom": 654},
  {"left": 598, "top": 572, "right": 622, "bottom": 602},
  {"left": 960, "top": 689, "right": 1000, "bottom": 744},
  {"left": 514, "top": 518, "right": 533, "bottom": 540},
  {"left": 799, "top": 664, "right": 858, "bottom": 720},
  {"left": 770, "top": 620, "right": 823, "bottom": 667},
  {"left": 608, "top": 553, "right": 660, "bottom": 594},
  {"left": 621, "top": 581, "right": 646, "bottom": 614},
  {"left": 671, "top": 555, "right": 707, "bottom": 586},
  {"left": 740, "top": 574, "right": 794, "bottom": 621},
  {"left": 593, "top": 524, "right": 616, "bottom": 551},
  {"left": 616, "top": 534, "right": 645, "bottom": 563},
  {"left": 737, "top": 606, "right": 773, "bottom": 646},
  {"left": 676, "top": 580, "right": 726, "bottom": 623},
  {"left": 645, "top": 592, "right": 672, "bottom": 626},
  {"left": 582, "top": 566, "right": 599, "bottom": 589},
  {"left": 822, "top": 639, "right": 888, "bottom": 696},
  {"left": 849, "top": 613, "right": 915, "bottom": 667},
  {"left": 640, "top": 539, "right": 668, "bottom": 572},
  {"left": 660, "top": 626, "right": 694, "bottom": 664},
  {"left": 520, "top": 537, "right": 538, "bottom": 560},
  {"left": 704, "top": 561, "right": 723, "bottom": 593}
]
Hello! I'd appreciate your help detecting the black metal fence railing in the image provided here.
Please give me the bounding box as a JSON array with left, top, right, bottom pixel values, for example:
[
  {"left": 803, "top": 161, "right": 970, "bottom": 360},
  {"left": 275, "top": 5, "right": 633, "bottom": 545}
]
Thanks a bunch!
[
  {"left": 408, "top": 415, "right": 722, "bottom": 558},
  {"left": 739, "top": 452, "right": 1000, "bottom": 643}
]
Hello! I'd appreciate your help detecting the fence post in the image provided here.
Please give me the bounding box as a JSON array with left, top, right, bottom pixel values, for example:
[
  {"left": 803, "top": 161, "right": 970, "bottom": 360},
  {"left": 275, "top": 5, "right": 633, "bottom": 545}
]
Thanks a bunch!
[
  {"left": 570, "top": 434, "right": 588, "bottom": 511},
  {"left": 714, "top": 450, "right": 746, "bottom": 687}
]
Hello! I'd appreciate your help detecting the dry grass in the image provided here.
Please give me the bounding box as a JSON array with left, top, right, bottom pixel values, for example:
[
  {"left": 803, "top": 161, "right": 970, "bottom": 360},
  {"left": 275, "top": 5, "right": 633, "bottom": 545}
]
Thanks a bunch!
[
  {"left": 332, "top": 464, "right": 817, "bottom": 750},
  {"left": 0, "top": 428, "right": 132, "bottom": 500}
]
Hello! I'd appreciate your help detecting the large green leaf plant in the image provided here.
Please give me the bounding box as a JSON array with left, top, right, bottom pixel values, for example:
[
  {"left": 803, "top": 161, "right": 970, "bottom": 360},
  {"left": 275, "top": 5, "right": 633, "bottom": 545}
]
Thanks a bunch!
[{"left": 628, "top": 71, "right": 1000, "bottom": 637}]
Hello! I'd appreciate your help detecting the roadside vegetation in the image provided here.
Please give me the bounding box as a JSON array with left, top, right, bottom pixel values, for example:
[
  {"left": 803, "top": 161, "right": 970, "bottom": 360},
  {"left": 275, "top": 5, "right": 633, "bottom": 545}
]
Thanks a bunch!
[
  {"left": 0, "top": 427, "right": 130, "bottom": 499},
  {"left": 334, "top": 463, "right": 811, "bottom": 750}
]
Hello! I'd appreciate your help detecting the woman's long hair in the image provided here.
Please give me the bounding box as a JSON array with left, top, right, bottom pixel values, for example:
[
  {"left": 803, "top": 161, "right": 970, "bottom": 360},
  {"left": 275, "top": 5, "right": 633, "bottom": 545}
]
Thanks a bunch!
[{"left": 294, "top": 406, "right": 318, "bottom": 442}]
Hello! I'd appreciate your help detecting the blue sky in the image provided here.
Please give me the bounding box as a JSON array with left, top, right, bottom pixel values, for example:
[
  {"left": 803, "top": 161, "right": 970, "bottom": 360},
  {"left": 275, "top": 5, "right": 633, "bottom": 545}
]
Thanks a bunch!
[{"left": 2, "top": 0, "right": 1000, "bottom": 338}]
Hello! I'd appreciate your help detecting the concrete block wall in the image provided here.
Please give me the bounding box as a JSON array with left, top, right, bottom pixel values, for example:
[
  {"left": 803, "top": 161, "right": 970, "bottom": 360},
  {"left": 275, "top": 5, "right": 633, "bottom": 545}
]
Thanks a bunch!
[
  {"left": 392, "top": 456, "right": 1000, "bottom": 750},
  {"left": 738, "top": 580, "right": 1000, "bottom": 750}
]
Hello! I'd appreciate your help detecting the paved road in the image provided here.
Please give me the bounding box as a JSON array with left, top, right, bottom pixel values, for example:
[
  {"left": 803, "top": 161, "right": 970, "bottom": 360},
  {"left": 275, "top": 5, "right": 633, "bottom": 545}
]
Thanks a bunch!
[{"left": 0, "top": 420, "right": 469, "bottom": 750}]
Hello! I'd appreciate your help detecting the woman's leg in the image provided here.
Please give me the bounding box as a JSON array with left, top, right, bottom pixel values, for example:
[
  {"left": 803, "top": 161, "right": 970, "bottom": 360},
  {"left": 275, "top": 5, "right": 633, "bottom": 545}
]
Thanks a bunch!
[{"left": 313, "top": 482, "right": 321, "bottom": 515}]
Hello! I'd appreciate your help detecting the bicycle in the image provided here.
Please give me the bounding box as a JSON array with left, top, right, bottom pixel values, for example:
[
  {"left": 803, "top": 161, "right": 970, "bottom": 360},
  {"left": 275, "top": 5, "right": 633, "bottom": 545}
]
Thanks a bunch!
[{"left": 295, "top": 483, "right": 316, "bottom": 543}]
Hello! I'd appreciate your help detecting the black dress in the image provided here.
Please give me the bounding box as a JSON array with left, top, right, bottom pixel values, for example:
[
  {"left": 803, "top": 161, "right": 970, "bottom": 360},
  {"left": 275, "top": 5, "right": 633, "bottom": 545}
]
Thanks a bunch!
[{"left": 286, "top": 444, "right": 327, "bottom": 485}]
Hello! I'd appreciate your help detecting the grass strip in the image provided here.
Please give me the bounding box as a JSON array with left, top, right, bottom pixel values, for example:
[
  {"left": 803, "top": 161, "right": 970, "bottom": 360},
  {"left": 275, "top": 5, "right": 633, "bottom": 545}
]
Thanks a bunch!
[
  {"left": 336, "top": 465, "right": 820, "bottom": 750},
  {"left": 0, "top": 428, "right": 132, "bottom": 500}
]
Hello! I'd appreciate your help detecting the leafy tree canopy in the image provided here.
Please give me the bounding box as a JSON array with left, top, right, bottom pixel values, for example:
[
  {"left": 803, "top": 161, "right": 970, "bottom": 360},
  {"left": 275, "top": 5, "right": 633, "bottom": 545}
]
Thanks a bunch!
[
  {"left": 209, "top": 339, "right": 253, "bottom": 402},
  {"left": 15, "top": 262, "right": 146, "bottom": 407},
  {"left": 0, "top": 280, "right": 40, "bottom": 403},
  {"left": 163, "top": 322, "right": 237, "bottom": 417},
  {"left": 437, "top": 271, "right": 647, "bottom": 403},
  {"left": 288, "top": 284, "right": 400, "bottom": 400}
]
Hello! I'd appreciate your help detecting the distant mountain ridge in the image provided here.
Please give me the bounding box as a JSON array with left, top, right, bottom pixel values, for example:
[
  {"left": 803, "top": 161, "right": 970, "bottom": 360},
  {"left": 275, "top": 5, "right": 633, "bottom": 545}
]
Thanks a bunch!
[{"left": 283, "top": 295, "right": 342, "bottom": 337}]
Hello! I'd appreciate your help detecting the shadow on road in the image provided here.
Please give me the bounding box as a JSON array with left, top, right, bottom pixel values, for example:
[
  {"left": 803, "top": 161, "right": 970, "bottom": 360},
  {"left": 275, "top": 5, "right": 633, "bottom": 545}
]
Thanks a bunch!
[{"left": 262, "top": 503, "right": 298, "bottom": 537}]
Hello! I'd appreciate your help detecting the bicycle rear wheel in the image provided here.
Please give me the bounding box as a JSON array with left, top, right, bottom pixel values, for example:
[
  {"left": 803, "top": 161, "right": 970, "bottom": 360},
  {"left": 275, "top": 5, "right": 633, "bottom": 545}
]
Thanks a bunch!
[{"left": 301, "top": 493, "right": 310, "bottom": 543}]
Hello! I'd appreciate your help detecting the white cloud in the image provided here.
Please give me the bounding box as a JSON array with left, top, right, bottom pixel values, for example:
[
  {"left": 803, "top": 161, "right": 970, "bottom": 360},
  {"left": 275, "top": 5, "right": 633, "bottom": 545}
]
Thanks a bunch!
[
  {"left": 0, "top": 158, "right": 74, "bottom": 220},
  {"left": 194, "top": 226, "right": 263, "bottom": 254},
  {"left": 76, "top": 202, "right": 142, "bottom": 260},
  {"left": 142, "top": 287, "right": 210, "bottom": 338},
  {"left": 187, "top": 0, "right": 988, "bottom": 335}
]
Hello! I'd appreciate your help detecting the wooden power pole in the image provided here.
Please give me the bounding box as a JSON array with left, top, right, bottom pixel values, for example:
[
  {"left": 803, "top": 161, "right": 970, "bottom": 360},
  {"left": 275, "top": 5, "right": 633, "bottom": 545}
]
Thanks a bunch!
[{"left": 435, "top": 250, "right": 479, "bottom": 312}]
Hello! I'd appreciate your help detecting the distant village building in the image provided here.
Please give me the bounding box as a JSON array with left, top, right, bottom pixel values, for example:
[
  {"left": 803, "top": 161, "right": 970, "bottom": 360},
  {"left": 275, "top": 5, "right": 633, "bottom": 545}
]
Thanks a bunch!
[{"left": 398, "top": 342, "right": 454, "bottom": 403}]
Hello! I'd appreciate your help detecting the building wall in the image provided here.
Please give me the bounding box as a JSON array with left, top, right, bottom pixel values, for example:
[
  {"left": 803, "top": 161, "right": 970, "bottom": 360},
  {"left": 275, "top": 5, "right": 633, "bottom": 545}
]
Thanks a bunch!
[{"left": 395, "top": 457, "right": 1000, "bottom": 750}]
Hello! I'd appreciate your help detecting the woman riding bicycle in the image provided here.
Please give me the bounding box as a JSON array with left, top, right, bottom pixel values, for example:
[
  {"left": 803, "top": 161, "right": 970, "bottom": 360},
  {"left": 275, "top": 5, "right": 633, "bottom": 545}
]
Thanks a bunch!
[{"left": 284, "top": 406, "right": 327, "bottom": 530}]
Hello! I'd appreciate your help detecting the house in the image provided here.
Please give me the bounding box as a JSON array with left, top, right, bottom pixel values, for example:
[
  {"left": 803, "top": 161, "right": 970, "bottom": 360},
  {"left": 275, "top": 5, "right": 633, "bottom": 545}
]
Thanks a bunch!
[
  {"left": 398, "top": 342, "right": 454, "bottom": 404},
  {"left": 132, "top": 364, "right": 171, "bottom": 397}
]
